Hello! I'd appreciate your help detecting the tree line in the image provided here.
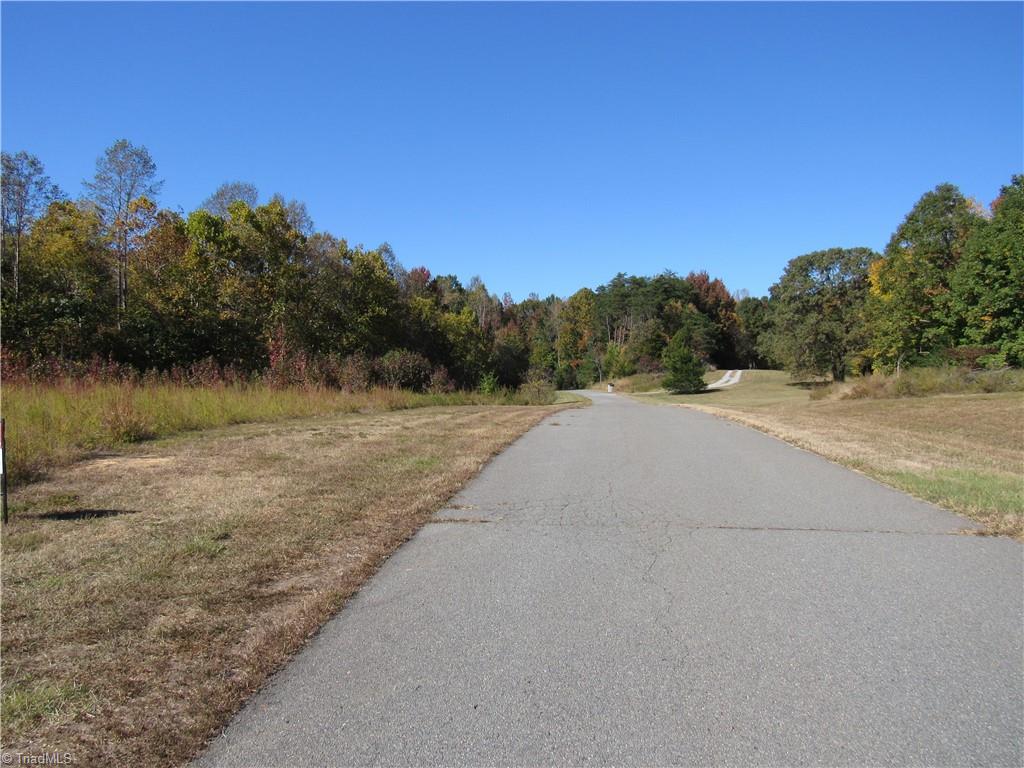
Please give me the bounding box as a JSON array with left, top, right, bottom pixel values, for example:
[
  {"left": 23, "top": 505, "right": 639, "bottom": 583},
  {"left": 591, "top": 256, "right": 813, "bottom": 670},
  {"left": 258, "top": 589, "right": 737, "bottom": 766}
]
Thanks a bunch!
[{"left": 2, "top": 139, "right": 1021, "bottom": 390}]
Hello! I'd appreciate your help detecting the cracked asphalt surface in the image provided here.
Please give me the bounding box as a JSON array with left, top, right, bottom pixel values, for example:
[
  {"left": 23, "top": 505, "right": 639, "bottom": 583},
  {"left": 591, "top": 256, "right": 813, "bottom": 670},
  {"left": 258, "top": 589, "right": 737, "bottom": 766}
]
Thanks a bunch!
[{"left": 197, "top": 392, "right": 1023, "bottom": 767}]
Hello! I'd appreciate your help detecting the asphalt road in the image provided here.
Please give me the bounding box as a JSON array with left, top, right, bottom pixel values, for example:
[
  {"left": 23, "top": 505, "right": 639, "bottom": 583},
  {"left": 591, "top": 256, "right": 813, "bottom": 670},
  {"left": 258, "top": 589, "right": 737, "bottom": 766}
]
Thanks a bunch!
[{"left": 197, "top": 392, "right": 1023, "bottom": 767}]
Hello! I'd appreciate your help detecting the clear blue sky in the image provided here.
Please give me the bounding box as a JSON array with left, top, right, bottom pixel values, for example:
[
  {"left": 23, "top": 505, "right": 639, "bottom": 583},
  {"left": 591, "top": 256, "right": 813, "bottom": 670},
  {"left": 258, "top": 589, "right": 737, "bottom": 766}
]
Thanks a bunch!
[{"left": 2, "top": 2, "right": 1021, "bottom": 300}]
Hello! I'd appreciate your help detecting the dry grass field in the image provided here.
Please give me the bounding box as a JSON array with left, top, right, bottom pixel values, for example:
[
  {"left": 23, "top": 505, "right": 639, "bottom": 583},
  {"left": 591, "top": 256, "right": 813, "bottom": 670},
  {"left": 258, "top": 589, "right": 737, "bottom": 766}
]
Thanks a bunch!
[
  {"left": 0, "top": 381, "right": 564, "bottom": 485},
  {"left": 634, "top": 371, "right": 1024, "bottom": 538},
  {"left": 0, "top": 402, "right": 573, "bottom": 765}
]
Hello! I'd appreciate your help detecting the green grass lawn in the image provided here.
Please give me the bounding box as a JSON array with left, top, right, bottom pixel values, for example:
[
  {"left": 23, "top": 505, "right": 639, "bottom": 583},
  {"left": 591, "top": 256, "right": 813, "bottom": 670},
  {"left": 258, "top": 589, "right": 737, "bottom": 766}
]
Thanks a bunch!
[{"left": 631, "top": 369, "right": 821, "bottom": 407}]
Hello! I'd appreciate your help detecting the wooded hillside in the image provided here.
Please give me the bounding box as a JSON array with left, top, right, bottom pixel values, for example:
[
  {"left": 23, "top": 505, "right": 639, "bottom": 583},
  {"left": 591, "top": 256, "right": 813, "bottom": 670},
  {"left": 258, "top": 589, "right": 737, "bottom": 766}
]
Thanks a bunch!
[{"left": 3, "top": 141, "right": 1021, "bottom": 387}]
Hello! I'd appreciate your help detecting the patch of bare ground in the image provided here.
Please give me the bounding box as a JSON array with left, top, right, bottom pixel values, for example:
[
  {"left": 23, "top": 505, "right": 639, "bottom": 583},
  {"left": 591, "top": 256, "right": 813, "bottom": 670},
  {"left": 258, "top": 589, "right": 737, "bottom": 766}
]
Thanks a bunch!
[
  {"left": 681, "top": 392, "right": 1023, "bottom": 539},
  {"left": 0, "top": 404, "right": 566, "bottom": 765}
]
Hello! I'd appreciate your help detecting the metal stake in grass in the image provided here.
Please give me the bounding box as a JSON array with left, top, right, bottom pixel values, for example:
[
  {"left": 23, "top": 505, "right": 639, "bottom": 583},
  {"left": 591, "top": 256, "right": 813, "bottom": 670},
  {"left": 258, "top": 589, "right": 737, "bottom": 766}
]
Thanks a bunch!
[{"left": 1, "top": 417, "right": 8, "bottom": 525}]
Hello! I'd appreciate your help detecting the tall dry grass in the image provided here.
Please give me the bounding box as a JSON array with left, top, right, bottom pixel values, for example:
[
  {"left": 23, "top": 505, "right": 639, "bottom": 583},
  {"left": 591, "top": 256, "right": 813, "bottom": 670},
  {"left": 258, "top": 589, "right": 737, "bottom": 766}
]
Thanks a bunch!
[
  {"left": 810, "top": 367, "right": 1024, "bottom": 401},
  {"left": 1, "top": 381, "right": 557, "bottom": 484}
]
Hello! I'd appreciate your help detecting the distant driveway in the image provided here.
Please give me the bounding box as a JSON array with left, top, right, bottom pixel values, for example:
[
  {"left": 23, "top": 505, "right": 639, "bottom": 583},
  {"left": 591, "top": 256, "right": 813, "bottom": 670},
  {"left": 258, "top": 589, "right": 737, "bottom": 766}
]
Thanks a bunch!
[
  {"left": 708, "top": 369, "right": 742, "bottom": 388},
  {"left": 198, "top": 393, "right": 1023, "bottom": 766}
]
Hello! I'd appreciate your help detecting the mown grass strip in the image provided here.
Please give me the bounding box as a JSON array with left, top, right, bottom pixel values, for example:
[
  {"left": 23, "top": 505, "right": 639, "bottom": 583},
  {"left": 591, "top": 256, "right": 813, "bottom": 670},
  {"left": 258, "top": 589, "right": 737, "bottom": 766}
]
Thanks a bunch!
[
  {"left": 878, "top": 468, "right": 1024, "bottom": 538},
  {"left": 672, "top": 391, "right": 1023, "bottom": 539},
  {"left": 631, "top": 370, "right": 1023, "bottom": 538}
]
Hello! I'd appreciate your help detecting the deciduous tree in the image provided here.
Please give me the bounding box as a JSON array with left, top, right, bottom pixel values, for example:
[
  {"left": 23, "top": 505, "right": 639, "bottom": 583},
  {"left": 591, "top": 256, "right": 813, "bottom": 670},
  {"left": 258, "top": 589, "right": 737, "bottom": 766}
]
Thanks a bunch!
[
  {"left": 866, "top": 183, "right": 983, "bottom": 370},
  {"left": 200, "top": 181, "right": 258, "bottom": 217},
  {"left": 768, "top": 247, "right": 875, "bottom": 381},
  {"left": 1, "top": 151, "right": 63, "bottom": 298},
  {"left": 83, "top": 139, "right": 163, "bottom": 316},
  {"left": 734, "top": 295, "right": 775, "bottom": 368},
  {"left": 946, "top": 175, "right": 1024, "bottom": 365},
  {"left": 9, "top": 201, "right": 111, "bottom": 358}
]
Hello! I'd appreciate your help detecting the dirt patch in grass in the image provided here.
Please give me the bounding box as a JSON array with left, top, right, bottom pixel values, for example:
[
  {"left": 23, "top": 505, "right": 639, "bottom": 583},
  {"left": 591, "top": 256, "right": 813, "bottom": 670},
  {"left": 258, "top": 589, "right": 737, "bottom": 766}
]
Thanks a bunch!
[
  {"left": 0, "top": 404, "right": 568, "bottom": 765},
  {"left": 677, "top": 390, "right": 1023, "bottom": 539},
  {"left": 84, "top": 456, "right": 173, "bottom": 471}
]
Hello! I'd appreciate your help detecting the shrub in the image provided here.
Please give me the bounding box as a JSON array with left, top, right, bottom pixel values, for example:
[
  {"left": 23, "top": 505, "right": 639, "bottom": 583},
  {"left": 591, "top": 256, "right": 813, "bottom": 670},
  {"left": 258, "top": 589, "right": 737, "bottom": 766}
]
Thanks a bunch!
[
  {"left": 186, "top": 357, "right": 229, "bottom": 388},
  {"left": 302, "top": 356, "right": 335, "bottom": 389},
  {"left": 947, "top": 345, "right": 998, "bottom": 370},
  {"left": 1003, "top": 331, "right": 1024, "bottom": 368},
  {"left": 515, "top": 378, "right": 556, "bottom": 405},
  {"left": 555, "top": 365, "right": 577, "bottom": 390},
  {"left": 844, "top": 374, "right": 893, "bottom": 399},
  {"left": 428, "top": 366, "right": 456, "bottom": 394},
  {"left": 378, "top": 350, "right": 432, "bottom": 391},
  {"left": 661, "top": 333, "right": 706, "bottom": 394},
  {"left": 818, "top": 366, "right": 1024, "bottom": 400},
  {"left": 974, "top": 368, "right": 1021, "bottom": 392},
  {"left": 526, "top": 366, "right": 554, "bottom": 384},
  {"left": 625, "top": 373, "right": 665, "bottom": 393},
  {"left": 610, "top": 358, "right": 637, "bottom": 378},
  {"left": 264, "top": 327, "right": 293, "bottom": 388},
  {"left": 338, "top": 354, "right": 372, "bottom": 392},
  {"left": 575, "top": 359, "right": 598, "bottom": 388},
  {"left": 892, "top": 367, "right": 962, "bottom": 397},
  {"left": 478, "top": 371, "right": 500, "bottom": 395},
  {"left": 977, "top": 352, "right": 1009, "bottom": 370},
  {"left": 0, "top": 350, "right": 140, "bottom": 386},
  {"left": 634, "top": 355, "right": 662, "bottom": 374}
]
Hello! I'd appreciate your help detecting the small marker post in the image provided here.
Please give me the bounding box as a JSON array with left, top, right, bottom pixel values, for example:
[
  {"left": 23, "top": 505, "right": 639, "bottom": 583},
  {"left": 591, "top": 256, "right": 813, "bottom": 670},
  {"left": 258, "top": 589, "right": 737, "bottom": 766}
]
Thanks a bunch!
[{"left": 1, "top": 418, "right": 8, "bottom": 525}]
